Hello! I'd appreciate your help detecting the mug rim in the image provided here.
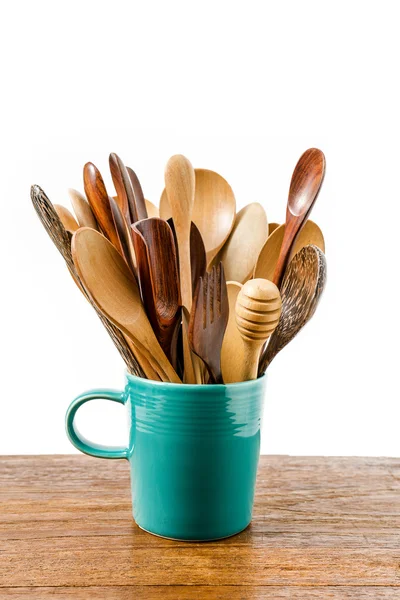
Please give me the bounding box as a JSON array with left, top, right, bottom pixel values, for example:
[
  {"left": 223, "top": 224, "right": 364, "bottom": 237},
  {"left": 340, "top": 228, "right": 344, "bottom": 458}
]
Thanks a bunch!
[{"left": 125, "top": 372, "right": 266, "bottom": 390}]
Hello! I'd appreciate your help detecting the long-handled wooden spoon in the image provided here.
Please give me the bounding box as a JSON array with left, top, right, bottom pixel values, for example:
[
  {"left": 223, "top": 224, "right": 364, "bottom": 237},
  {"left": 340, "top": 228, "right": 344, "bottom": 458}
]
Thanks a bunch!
[
  {"left": 131, "top": 218, "right": 181, "bottom": 362},
  {"left": 160, "top": 168, "right": 236, "bottom": 268},
  {"left": 164, "top": 154, "right": 196, "bottom": 383},
  {"left": 54, "top": 205, "right": 79, "bottom": 233},
  {"left": 235, "top": 279, "right": 282, "bottom": 381},
  {"left": 72, "top": 228, "right": 181, "bottom": 383},
  {"left": 221, "top": 281, "right": 243, "bottom": 383},
  {"left": 83, "top": 162, "right": 120, "bottom": 249},
  {"left": 31, "top": 185, "right": 144, "bottom": 377},
  {"left": 259, "top": 245, "right": 327, "bottom": 374},
  {"left": 212, "top": 203, "right": 268, "bottom": 283},
  {"left": 68, "top": 189, "right": 98, "bottom": 230},
  {"left": 272, "top": 148, "right": 325, "bottom": 287},
  {"left": 127, "top": 167, "right": 148, "bottom": 221},
  {"left": 254, "top": 220, "right": 325, "bottom": 281}
]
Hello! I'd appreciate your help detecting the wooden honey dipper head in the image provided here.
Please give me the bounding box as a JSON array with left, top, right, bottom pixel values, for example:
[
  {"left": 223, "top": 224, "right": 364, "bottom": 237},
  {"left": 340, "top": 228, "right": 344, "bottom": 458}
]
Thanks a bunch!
[{"left": 235, "top": 278, "right": 282, "bottom": 380}]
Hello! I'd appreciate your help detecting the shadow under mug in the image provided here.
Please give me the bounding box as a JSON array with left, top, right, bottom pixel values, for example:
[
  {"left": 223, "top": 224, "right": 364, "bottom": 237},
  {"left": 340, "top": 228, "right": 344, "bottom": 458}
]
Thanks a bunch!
[{"left": 65, "top": 374, "right": 267, "bottom": 541}]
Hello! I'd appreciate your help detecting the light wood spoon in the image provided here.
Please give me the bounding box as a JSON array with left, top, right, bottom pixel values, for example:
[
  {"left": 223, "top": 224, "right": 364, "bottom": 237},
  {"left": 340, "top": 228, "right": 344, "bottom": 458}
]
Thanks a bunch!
[
  {"left": 268, "top": 222, "right": 280, "bottom": 235},
  {"left": 273, "top": 148, "right": 325, "bottom": 287},
  {"left": 145, "top": 199, "right": 159, "bottom": 218},
  {"left": 235, "top": 279, "right": 282, "bottom": 381},
  {"left": 212, "top": 203, "right": 268, "bottom": 283},
  {"left": 258, "top": 245, "right": 327, "bottom": 374},
  {"left": 83, "top": 162, "right": 120, "bottom": 249},
  {"left": 68, "top": 189, "right": 98, "bottom": 230},
  {"left": 54, "top": 205, "right": 79, "bottom": 233},
  {"left": 72, "top": 228, "right": 181, "bottom": 384},
  {"left": 164, "top": 154, "right": 196, "bottom": 383},
  {"left": 160, "top": 168, "right": 236, "bottom": 268},
  {"left": 221, "top": 281, "right": 243, "bottom": 383},
  {"left": 254, "top": 220, "right": 325, "bottom": 281}
]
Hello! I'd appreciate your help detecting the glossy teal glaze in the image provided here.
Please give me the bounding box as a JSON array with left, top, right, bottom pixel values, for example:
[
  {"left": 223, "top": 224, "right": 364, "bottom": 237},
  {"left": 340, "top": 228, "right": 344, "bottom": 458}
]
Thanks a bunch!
[{"left": 66, "top": 374, "right": 267, "bottom": 541}]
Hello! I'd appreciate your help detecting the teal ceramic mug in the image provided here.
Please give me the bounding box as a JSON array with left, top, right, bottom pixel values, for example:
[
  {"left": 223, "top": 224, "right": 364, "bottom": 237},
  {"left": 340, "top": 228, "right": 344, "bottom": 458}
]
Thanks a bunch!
[{"left": 66, "top": 373, "right": 266, "bottom": 541}]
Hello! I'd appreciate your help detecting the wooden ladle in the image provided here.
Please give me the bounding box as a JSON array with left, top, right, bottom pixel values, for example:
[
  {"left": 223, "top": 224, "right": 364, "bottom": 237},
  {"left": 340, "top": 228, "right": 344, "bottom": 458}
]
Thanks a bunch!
[
  {"left": 235, "top": 279, "right": 282, "bottom": 381},
  {"left": 71, "top": 228, "right": 181, "bottom": 384},
  {"left": 272, "top": 148, "right": 325, "bottom": 287},
  {"left": 258, "top": 245, "right": 327, "bottom": 374},
  {"left": 160, "top": 168, "right": 236, "bottom": 268}
]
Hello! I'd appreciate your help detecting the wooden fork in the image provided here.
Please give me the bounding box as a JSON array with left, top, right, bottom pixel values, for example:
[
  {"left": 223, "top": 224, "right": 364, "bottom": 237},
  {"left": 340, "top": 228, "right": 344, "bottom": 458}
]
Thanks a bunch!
[{"left": 188, "top": 263, "right": 229, "bottom": 384}]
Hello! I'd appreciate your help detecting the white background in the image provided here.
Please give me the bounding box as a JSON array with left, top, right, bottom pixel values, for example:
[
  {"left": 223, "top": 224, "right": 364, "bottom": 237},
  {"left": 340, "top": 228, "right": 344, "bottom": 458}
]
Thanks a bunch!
[{"left": 0, "top": 1, "right": 399, "bottom": 456}]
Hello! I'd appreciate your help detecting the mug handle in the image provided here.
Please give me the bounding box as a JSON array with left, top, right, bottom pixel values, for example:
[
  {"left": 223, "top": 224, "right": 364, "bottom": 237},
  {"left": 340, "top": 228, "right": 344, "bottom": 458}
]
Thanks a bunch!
[{"left": 65, "top": 389, "right": 128, "bottom": 459}]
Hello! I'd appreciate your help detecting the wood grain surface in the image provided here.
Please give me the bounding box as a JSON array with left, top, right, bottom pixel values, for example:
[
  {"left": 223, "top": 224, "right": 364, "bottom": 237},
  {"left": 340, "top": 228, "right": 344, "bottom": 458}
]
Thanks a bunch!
[{"left": 1, "top": 455, "right": 399, "bottom": 598}]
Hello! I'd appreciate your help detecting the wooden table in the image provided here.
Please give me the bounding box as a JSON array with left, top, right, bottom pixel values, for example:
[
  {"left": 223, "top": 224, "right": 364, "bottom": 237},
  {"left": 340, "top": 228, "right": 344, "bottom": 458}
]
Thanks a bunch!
[{"left": 0, "top": 455, "right": 399, "bottom": 598}]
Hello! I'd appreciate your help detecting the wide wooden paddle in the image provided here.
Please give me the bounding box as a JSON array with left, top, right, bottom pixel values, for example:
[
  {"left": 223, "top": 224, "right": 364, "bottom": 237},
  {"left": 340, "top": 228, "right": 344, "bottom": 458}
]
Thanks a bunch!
[
  {"left": 72, "top": 228, "right": 181, "bottom": 383},
  {"left": 221, "top": 281, "right": 243, "bottom": 383},
  {"left": 30, "top": 185, "right": 144, "bottom": 377},
  {"left": 235, "top": 279, "right": 282, "bottom": 381},
  {"left": 212, "top": 203, "right": 268, "bottom": 283},
  {"left": 259, "top": 245, "right": 327, "bottom": 374},
  {"left": 131, "top": 218, "right": 181, "bottom": 363},
  {"left": 83, "top": 162, "right": 120, "bottom": 250},
  {"left": 272, "top": 148, "right": 325, "bottom": 287},
  {"left": 164, "top": 154, "right": 196, "bottom": 383},
  {"left": 254, "top": 220, "right": 325, "bottom": 281},
  {"left": 68, "top": 189, "right": 98, "bottom": 230}
]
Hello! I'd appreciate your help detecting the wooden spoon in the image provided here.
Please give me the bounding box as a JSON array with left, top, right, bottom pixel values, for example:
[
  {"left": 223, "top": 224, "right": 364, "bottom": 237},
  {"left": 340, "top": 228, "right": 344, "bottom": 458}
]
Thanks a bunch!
[
  {"left": 83, "top": 162, "right": 120, "bottom": 249},
  {"left": 54, "top": 205, "right": 79, "bottom": 233},
  {"left": 109, "top": 153, "right": 137, "bottom": 223},
  {"left": 272, "top": 148, "right": 325, "bottom": 287},
  {"left": 109, "top": 196, "right": 137, "bottom": 274},
  {"left": 72, "top": 228, "right": 181, "bottom": 384},
  {"left": 160, "top": 168, "right": 236, "bottom": 268},
  {"left": 127, "top": 167, "right": 148, "bottom": 221},
  {"left": 145, "top": 199, "right": 159, "bottom": 218},
  {"left": 254, "top": 220, "right": 325, "bottom": 281},
  {"left": 131, "top": 218, "right": 181, "bottom": 362},
  {"left": 221, "top": 281, "right": 243, "bottom": 383},
  {"left": 30, "top": 185, "right": 144, "bottom": 377},
  {"left": 235, "top": 279, "right": 282, "bottom": 381},
  {"left": 164, "top": 154, "right": 196, "bottom": 383},
  {"left": 68, "top": 189, "right": 99, "bottom": 230},
  {"left": 258, "top": 245, "right": 327, "bottom": 374},
  {"left": 212, "top": 203, "right": 268, "bottom": 283},
  {"left": 190, "top": 221, "right": 207, "bottom": 298}
]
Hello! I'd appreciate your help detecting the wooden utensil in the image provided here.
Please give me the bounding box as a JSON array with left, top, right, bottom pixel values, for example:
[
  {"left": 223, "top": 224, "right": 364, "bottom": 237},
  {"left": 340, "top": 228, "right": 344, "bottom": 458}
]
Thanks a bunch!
[
  {"left": 160, "top": 168, "right": 236, "bottom": 268},
  {"left": 164, "top": 154, "right": 196, "bottom": 383},
  {"left": 109, "top": 153, "right": 137, "bottom": 223},
  {"left": 68, "top": 189, "right": 98, "bottom": 230},
  {"left": 258, "top": 245, "right": 327, "bottom": 374},
  {"left": 72, "top": 228, "right": 181, "bottom": 383},
  {"left": 190, "top": 221, "right": 207, "bottom": 298},
  {"left": 212, "top": 203, "right": 268, "bottom": 283},
  {"left": 189, "top": 263, "right": 229, "bottom": 384},
  {"left": 109, "top": 196, "right": 137, "bottom": 274},
  {"left": 235, "top": 279, "right": 282, "bottom": 381},
  {"left": 127, "top": 167, "right": 148, "bottom": 221},
  {"left": 221, "top": 281, "right": 243, "bottom": 383},
  {"left": 272, "top": 148, "right": 325, "bottom": 287},
  {"left": 268, "top": 222, "right": 280, "bottom": 235},
  {"left": 54, "top": 205, "right": 79, "bottom": 233},
  {"left": 145, "top": 199, "right": 159, "bottom": 218},
  {"left": 254, "top": 220, "right": 325, "bottom": 281},
  {"left": 83, "top": 162, "right": 120, "bottom": 249},
  {"left": 30, "top": 185, "right": 144, "bottom": 377},
  {"left": 131, "top": 218, "right": 181, "bottom": 362}
]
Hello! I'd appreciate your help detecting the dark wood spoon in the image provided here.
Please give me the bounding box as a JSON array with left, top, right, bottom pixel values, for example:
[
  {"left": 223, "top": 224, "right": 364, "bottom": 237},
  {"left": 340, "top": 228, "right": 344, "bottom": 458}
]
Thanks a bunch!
[
  {"left": 273, "top": 148, "right": 325, "bottom": 287},
  {"left": 109, "top": 196, "right": 137, "bottom": 275},
  {"left": 259, "top": 244, "right": 327, "bottom": 374},
  {"left": 109, "top": 153, "right": 138, "bottom": 223},
  {"left": 127, "top": 167, "right": 148, "bottom": 221},
  {"left": 83, "top": 162, "right": 120, "bottom": 250},
  {"left": 167, "top": 218, "right": 206, "bottom": 298},
  {"left": 131, "top": 218, "right": 181, "bottom": 363}
]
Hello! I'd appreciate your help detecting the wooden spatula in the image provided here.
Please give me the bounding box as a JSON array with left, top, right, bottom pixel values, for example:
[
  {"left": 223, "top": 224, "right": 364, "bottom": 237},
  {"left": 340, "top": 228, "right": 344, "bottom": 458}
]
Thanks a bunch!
[
  {"left": 259, "top": 245, "right": 327, "bottom": 374},
  {"left": 131, "top": 218, "right": 181, "bottom": 363},
  {"left": 273, "top": 148, "right": 325, "bottom": 287},
  {"left": 72, "top": 228, "right": 181, "bottom": 383},
  {"left": 235, "top": 279, "right": 282, "bottom": 381},
  {"left": 189, "top": 263, "right": 229, "bottom": 384}
]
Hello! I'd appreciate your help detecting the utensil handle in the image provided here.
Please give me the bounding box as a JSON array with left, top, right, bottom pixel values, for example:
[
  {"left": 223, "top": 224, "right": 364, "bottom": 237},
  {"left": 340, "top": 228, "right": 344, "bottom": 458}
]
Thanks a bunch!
[{"left": 65, "top": 389, "right": 129, "bottom": 459}]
